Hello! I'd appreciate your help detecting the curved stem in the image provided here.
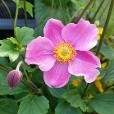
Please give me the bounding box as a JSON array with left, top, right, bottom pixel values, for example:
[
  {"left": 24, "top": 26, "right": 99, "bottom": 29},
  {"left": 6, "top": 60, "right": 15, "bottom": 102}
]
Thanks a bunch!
[
  {"left": 16, "top": 61, "right": 23, "bottom": 71},
  {"left": 1, "top": 0, "right": 13, "bottom": 20},
  {"left": 96, "top": 0, "right": 114, "bottom": 56},
  {"left": 76, "top": 0, "right": 94, "bottom": 23},
  {"left": 92, "top": 0, "right": 105, "bottom": 22}
]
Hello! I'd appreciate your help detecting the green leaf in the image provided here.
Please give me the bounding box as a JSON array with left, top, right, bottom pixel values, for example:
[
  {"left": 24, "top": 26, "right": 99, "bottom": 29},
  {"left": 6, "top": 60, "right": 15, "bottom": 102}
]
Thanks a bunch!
[
  {"left": 100, "top": 45, "right": 114, "bottom": 60},
  {"left": 34, "top": 0, "right": 72, "bottom": 36},
  {"left": 0, "top": 39, "right": 19, "bottom": 62},
  {"left": 105, "top": 7, "right": 114, "bottom": 38},
  {"left": 16, "top": 27, "right": 34, "bottom": 45},
  {"left": 0, "top": 57, "right": 9, "bottom": 67},
  {"left": 55, "top": 101, "right": 82, "bottom": 114},
  {"left": 90, "top": 93, "right": 114, "bottom": 114},
  {"left": 0, "top": 99, "right": 18, "bottom": 114},
  {"left": 48, "top": 87, "right": 67, "bottom": 98},
  {"left": 19, "top": 1, "right": 34, "bottom": 17},
  {"left": 63, "top": 90, "right": 88, "bottom": 112},
  {"left": 101, "top": 60, "right": 114, "bottom": 82},
  {"left": 18, "top": 95, "right": 49, "bottom": 114},
  {"left": 12, "top": 0, "right": 19, "bottom": 5},
  {"left": 0, "top": 70, "right": 27, "bottom": 95},
  {"left": 7, "top": 37, "right": 19, "bottom": 44}
]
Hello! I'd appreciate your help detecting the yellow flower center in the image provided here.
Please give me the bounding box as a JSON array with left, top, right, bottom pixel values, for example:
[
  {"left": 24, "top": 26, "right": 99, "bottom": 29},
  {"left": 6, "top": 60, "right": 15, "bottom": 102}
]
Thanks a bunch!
[{"left": 54, "top": 42, "right": 76, "bottom": 63}]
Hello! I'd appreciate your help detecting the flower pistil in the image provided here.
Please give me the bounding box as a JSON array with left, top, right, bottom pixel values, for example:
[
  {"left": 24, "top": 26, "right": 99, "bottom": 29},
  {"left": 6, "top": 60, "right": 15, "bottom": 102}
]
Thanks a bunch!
[{"left": 54, "top": 42, "right": 76, "bottom": 63}]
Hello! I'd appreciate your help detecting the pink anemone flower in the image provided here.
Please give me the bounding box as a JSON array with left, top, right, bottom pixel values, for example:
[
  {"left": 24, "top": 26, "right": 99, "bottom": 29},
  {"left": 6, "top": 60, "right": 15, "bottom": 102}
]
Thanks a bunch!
[{"left": 25, "top": 18, "right": 101, "bottom": 88}]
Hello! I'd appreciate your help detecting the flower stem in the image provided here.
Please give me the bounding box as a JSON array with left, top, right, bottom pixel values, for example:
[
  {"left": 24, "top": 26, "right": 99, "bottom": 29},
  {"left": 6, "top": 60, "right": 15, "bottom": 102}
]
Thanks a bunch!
[
  {"left": 50, "top": 0, "right": 54, "bottom": 17},
  {"left": 99, "top": 2, "right": 109, "bottom": 21},
  {"left": 96, "top": 0, "right": 114, "bottom": 56},
  {"left": 22, "top": 63, "right": 39, "bottom": 93},
  {"left": 91, "top": 0, "right": 105, "bottom": 22},
  {"left": 1, "top": 0, "right": 13, "bottom": 20},
  {"left": 16, "top": 61, "right": 23, "bottom": 71},
  {"left": 76, "top": 0, "right": 94, "bottom": 23},
  {"left": 14, "top": 1, "right": 19, "bottom": 37},
  {"left": 24, "top": 0, "right": 28, "bottom": 26},
  {"left": 87, "top": 0, "right": 96, "bottom": 17},
  {"left": 81, "top": 83, "right": 89, "bottom": 98},
  {"left": 69, "top": 8, "right": 83, "bottom": 23}
]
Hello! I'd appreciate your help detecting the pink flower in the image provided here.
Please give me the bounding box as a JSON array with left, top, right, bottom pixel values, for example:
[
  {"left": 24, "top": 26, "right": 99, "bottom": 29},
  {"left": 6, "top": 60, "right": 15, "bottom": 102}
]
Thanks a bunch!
[{"left": 25, "top": 18, "right": 101, "bottom": 88}]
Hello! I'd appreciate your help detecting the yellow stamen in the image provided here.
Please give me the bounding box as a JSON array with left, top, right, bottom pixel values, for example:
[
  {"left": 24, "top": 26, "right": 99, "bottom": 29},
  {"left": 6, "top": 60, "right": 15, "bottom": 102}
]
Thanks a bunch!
[{"left": 54, "top": 42, "right": 76, "bottom": 63}]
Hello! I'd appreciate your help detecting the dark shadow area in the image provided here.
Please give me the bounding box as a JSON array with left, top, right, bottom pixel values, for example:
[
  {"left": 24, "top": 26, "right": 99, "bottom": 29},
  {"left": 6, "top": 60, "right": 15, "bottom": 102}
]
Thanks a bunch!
[{"left": 0, "top": 0, "right": 35, "bottom": 39}]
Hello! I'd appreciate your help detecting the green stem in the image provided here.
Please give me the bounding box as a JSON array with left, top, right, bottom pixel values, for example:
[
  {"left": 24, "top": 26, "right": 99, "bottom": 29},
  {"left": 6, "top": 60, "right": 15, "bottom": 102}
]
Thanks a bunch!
[
  {"left": 76, "top": 0, "right": 94, "bottom": 23},
  {"left": 96, "top": 0, "right": 114, "bottom": 56},
  {"left": 21, "top": 80, "right": 38, "bottom": 94},
  {"left": 0, "top": 65, "right": 9, "bottom": 73},
  {"left": 1, "top": 0, "right": 13, "bottom": 20},
  {"left": 50, "top": 0, "right": 54, "bottom": 17},
  {"left": 69, "top": 8, "right": 83, "bottom": 23},
  {"left": 59, "top": 0, "right": 66, "bottom": 24},
  {"left": 81, "top": 83, "right": 89, "bottom": 98},
  {"left": 87, "top": 0, "right": 96, "bottom": 18},
  {"left": 92, "top": 0, "right": 105, "bottom": 22},
  {"left": 99, "top": 2, "right": 109, "bottom": 21},
  {"left": 24, "top": 0, "right": 28, "bottom": 26},
  {"left": 16, "top": 61, "right": 23, "bottom": 71},
  {"left": 14, "top": 1, "right": 19, "bottom": 37},
  {"left": 22, "top": 63, "right": 39, "bottom": 92}
]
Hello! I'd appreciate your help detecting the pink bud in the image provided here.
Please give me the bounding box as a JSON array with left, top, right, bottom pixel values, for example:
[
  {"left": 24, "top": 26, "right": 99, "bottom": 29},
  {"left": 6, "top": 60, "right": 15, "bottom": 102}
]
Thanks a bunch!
[{"left": 7, "top": 70, "right": 23, "bottom": 89}]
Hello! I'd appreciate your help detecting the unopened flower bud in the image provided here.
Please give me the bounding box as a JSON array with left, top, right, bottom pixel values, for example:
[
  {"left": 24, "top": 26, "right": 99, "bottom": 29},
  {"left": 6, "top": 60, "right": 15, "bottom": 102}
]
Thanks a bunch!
[
  {"left": 7, "top": 70, "right": 22, "bottom": 89},
  {"left": 7, "top": 61, "right": 23, "bottom": 89}
]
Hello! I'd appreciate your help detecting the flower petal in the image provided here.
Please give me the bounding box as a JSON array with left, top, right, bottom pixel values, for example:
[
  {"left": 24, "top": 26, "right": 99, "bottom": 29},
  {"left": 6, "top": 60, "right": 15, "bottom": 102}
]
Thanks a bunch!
[
  {"left": 25, "top": 37, "right": 56, "bottom": 71},
  {"left": 62, "top": 18, "right": 98, "bottom": 51},
  {"left": 44, "top": 62, "right": 71, "bottom": 88},
  {"left": 44, "top": 18, "right": 64, "bottom": 46},
  {"left": 68, "top": 51, "right": 101, "bottom": 83}
]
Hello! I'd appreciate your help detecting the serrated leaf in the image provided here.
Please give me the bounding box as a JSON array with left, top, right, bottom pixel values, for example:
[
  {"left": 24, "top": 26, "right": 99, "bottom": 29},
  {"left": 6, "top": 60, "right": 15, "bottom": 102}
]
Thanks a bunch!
[
  {"left": 48, "top": 87, "right": 67, "bottom": 98},
  {"left": 0, "top": 39, "right": 19, "bottom": 62},
  {"left": 0, "top": 99, "right": 18, "bottom": 114},
  {"left": 19, "top": 1, "right": 34, "bottom": 17},
  {"left": 55, "top": 101, "right": 82, "bottom": 114},
  {"left": 101, "top": 60, "right": 114, "bottom": 82},
  {"left": 63, "top": 90, "right": 88, "bottom": 112},
  {"left": 16, "top": 27, "right": 34, "bottom": 45},
  {"left": 90, "top": 93, "right": 114, "bottom": 114},
  {"left": 0, "top": 70, "right": 27, "bottom": 95},
  {"left": 18, "top": 95, "right": 49, "bottom": 114},
  {"left": 7, "top": 37, "right": 19, "bottom": 44}
]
